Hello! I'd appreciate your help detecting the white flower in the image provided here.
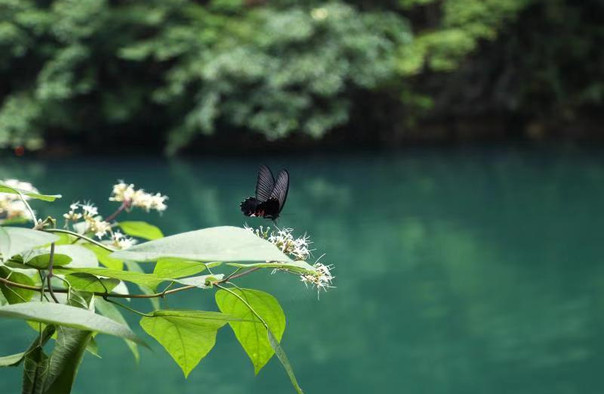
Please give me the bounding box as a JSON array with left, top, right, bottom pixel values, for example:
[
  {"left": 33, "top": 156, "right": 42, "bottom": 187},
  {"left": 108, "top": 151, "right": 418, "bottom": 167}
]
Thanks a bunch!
[
  {"left": 63, "top": 202, "right": 83, "bottom": 221},
  {"left": 267, "top": 228, "right": 312, "bottom": 260},
  {"left": 81, "top": 202, "right": 98, "bottom": 218},
  {"left": 109, "top": 181, "right": 168, "bottom": 213},
  {"left": 111, "top": 231, "right": 136, "bottom": 249},
  {"left": 86, "top": 217, "right": 111, "bottom": 239},
  {"left": 301, "top": 262, "right": 335, "bottom": 296}
]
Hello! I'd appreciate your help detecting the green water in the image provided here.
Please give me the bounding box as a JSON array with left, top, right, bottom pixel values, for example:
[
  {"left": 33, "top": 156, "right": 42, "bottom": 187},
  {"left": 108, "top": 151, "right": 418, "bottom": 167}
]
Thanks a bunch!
[{"left": 1, "top": 146, "right": 604, "bottom": 393}]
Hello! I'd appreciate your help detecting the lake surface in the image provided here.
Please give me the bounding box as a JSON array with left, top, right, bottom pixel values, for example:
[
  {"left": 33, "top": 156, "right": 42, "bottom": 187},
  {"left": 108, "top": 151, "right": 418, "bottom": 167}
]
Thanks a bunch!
[{"left": 1, "top": 145, "right": 604, "bottom": 393}]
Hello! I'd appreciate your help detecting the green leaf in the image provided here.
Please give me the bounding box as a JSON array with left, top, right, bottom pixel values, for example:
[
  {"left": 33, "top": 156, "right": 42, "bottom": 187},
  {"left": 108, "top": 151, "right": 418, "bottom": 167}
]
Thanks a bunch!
[
  {"left": 124, "top": 261, "right": 160, "bottom": 310},
  {"left": 0, "top": 183, "right": 61, "bottom": 202},
  {"left": 0, "top": 352, "right": 25, "bottom": 367},
  {"left": 111, "top": 226, "right": 292, "bottom": 263},
  {"left": 268, "top": 329, "right": 304, "bottom": 394},
  {"left": 64, "top": 273, "right": 120, "bottom": 293},
  {"left": 95, "top": 298, "right": 139, "bottom": 363},
  {"left": 6, "top": 325, "right": 56, "bottom": 369},
  {"left": 140, "top": 310, "right": 231, "bottom": 377},
  {"left": 0, "top": 266, "right": 36, "bottom": 304},
  {"left": 22, "top": 253, "right": 72, "bottom": 270},
  {"left": 54, "top": 245, "right": 98, "bottom": 268},
  {"left": 215, "top": 288, "right": 286, "bottom": 374},
  {"left": 83, "top": 244, "right": 123, "bottom": 270},
  {"left": 0, "top": 302, "right": 144, "bottom": 344},
  {"left": 153, "top": 258, "right": 215, "bottom": 278},
  {"left": 0, "top": 227, "right": 58, "bottom": 261},
  {"left": 22, "top": 346, "right": 49, "bottom": 394},
  {"left": 118, "top": 221, "right": 164, "bottom": 240},
  {"left": 55, "top": 267, "right": 166, "bottom": 290},
  {"left": 44, "top": 327, "right": 92, "bottom": 394},
  {"left": 86, "top": 337, "right": 101, "bottom": 359}
]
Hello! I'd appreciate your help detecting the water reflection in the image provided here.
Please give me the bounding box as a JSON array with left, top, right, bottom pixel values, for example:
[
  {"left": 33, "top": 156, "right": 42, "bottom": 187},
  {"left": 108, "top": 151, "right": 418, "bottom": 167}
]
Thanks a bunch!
[{"left": 1, "top": 147, "right": 604, "bottom": 393}]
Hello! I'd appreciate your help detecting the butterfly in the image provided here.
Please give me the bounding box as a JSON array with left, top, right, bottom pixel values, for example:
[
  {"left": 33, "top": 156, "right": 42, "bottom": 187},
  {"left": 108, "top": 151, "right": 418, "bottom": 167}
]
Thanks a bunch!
[{"left": 240, "top": 165, "right": 289, "bottom": 221}]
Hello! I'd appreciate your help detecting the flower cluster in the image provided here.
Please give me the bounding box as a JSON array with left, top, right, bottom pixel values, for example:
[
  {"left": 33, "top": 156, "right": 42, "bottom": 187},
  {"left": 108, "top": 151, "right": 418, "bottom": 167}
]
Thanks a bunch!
[
  {"left": 246, "top": 225, "right": 335, "bottom": 295},
  {"left": 246, "top": 226, "right": 311, "bottom": 260},
  {"left": 109, "top": 181, "right": 168, "bottom": 212},
  {"left": 300, "top": 262, "right": 335, "bottom": 294},
  {"left": 0, "top": 179, "right": 38, "bottom": 222},
  {"left": 64, "top": 202, "right": 112, "bottom": 239},
  {"left": 111, "top": 231, "right": 137, "bottom": 250}
]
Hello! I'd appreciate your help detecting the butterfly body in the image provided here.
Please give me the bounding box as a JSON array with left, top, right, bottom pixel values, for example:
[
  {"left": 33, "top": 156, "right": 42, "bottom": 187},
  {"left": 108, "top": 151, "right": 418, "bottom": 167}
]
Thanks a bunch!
[{"left": 240, "top": 165, "right": 289, "bottom": 221}]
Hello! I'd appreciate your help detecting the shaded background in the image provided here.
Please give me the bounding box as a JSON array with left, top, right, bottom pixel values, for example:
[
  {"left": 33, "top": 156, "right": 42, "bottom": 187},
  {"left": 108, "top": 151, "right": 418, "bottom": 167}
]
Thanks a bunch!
[{"left": 1, "top": 0, "right": 604, "bottom": 393}]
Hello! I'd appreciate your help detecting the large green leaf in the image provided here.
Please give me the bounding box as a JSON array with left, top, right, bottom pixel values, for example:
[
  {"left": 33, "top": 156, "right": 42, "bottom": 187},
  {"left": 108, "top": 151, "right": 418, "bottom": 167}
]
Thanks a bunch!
[
  {"left": 22, "top": 253, "right": 72, "bottom": 270},
  {"left": 95, "top": 299, "right": 139, "bottom": 362},
  {"left": 84, "top": 244, "right": 123, "bottom": 270},
  {"left": 0, "top": 227, "right": 58, "bottom": 261},
  {"left": 22, "top": 346, "right": 49, "bottom": 394},
  {"left": 215, "top": 288, "right": 286, "bottom": 374},
  {"left": 0, "top": 266, "right": 36, "bottom": 304},
  {"left": 118, "top": 221, "right": 164, "bottom": 240},
  {"left": 111, "top": 226, "right": 292, "bottom": 263},
  {"left": 0, "top": 183, "right": 61, "bottom": 202},
  {"left": 0, "top": 302, "right": 144, "bottom": 344},
  {"left": 140, "top": 310, "right": 232, "bottom": 377},
  {"left": 153, "top": 258, "right": 216, "bottom": 279},
  {"left": 55, "top": 267, "right": 166, "bottom": 290},
  {"left": 65, "top": 273, "right": 120, "bottom": 293},
  {"left": 55, "top": 245, "right": 98, "bottom": 268},
  {"left": 44, "top": 327, "right": 92, "bottom": 394}
]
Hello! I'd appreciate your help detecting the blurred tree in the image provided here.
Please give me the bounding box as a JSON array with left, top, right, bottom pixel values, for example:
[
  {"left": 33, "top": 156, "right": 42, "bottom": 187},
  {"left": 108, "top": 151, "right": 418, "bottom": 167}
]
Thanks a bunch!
[{"left": 0, "top": 0, "right": 601, "bottom": 152}]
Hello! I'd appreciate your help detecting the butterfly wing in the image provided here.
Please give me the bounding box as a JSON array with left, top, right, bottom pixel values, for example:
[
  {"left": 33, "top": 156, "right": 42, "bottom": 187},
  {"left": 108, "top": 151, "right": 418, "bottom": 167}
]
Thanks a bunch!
[
  {"left": 270, "top": 169, "right": 290, "bottom": 212},
  {"left": 255, "top": 165, "right": 275, "bottom": 202}
]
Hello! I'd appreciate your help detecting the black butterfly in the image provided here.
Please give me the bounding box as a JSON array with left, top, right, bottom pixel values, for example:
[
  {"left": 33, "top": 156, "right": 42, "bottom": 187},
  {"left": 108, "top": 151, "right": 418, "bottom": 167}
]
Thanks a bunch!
[{"left": 240, "top": 165, "right": 289, "bottom": 221}]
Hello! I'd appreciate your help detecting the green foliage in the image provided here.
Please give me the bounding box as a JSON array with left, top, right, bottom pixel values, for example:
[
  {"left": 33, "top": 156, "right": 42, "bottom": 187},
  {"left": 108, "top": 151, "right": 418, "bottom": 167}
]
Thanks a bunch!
[
  {"left": 0, "top": 302, "right": 143, "bottom": 343},
  {"left": 215, "top": 288, "right": 286, "bottom": 374},
  {"left": 0, "top": 0, "right": 410, "bottom": 152},
  {"left": 118, "top": 221, "right": 163, "bottom": 240},
  {"left": 153, "top": 258, "right": 212, "bottom": 278},
  {"left": 44, "top": 327, "right": 92, "bottom": 394},
  {"left": 0, "top": 227, "right": 59, "bottom": 261},
  {"left": 0, "top": 183, "right": 61, "bottom": 202},
  {"left": 140, "top": 310, "right": 231, "bottom": 377},
  {"left": 111, "top": 226, "right": 293, "bottom": 263},
  {"left": 0, "top": 266, "right": 36, "bottom": 303},
  {"left": 398, "top": 0, "right": 529, "bottom": 74},
  {"left": 0, "top": 182, "right": 333, "bottom": 393}
]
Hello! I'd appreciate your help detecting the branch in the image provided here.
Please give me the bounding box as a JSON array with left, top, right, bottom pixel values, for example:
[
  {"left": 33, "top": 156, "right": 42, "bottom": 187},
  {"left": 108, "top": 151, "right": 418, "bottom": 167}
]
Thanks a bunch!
[{"left": 0, "top": 262, "right": 264, "bottom": 299}]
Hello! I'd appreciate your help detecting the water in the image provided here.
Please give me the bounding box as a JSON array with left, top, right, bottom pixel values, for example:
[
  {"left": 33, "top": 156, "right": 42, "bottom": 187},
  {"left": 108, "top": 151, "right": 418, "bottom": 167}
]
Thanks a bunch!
[{"left": 1, "top": 146, "right": 604, "bottom": 393}]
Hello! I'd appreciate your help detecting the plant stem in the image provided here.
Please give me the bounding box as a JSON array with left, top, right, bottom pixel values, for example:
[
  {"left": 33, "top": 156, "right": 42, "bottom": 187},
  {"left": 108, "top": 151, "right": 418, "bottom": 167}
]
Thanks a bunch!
[
  {"left": 104, "top": 201, "right": 129, "bottom": 222},
  {"left": 104, "top": 298, "right": 153, "bottom": 317},
  {"left": 44, "top": 229, "right": 115, "bottom": 251},
  {"left": 46, "top": 243, "right": 59, "bottom": 303},
  {"left": 227, "top": 267, "right": 261, "bottom": 281}
]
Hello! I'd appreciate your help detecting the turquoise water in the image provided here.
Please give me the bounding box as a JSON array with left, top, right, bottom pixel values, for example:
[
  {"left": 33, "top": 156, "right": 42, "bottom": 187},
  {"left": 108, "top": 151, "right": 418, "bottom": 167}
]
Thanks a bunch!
[{"left": 1, "top": 146, "right": 604, "bottom": 393}]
